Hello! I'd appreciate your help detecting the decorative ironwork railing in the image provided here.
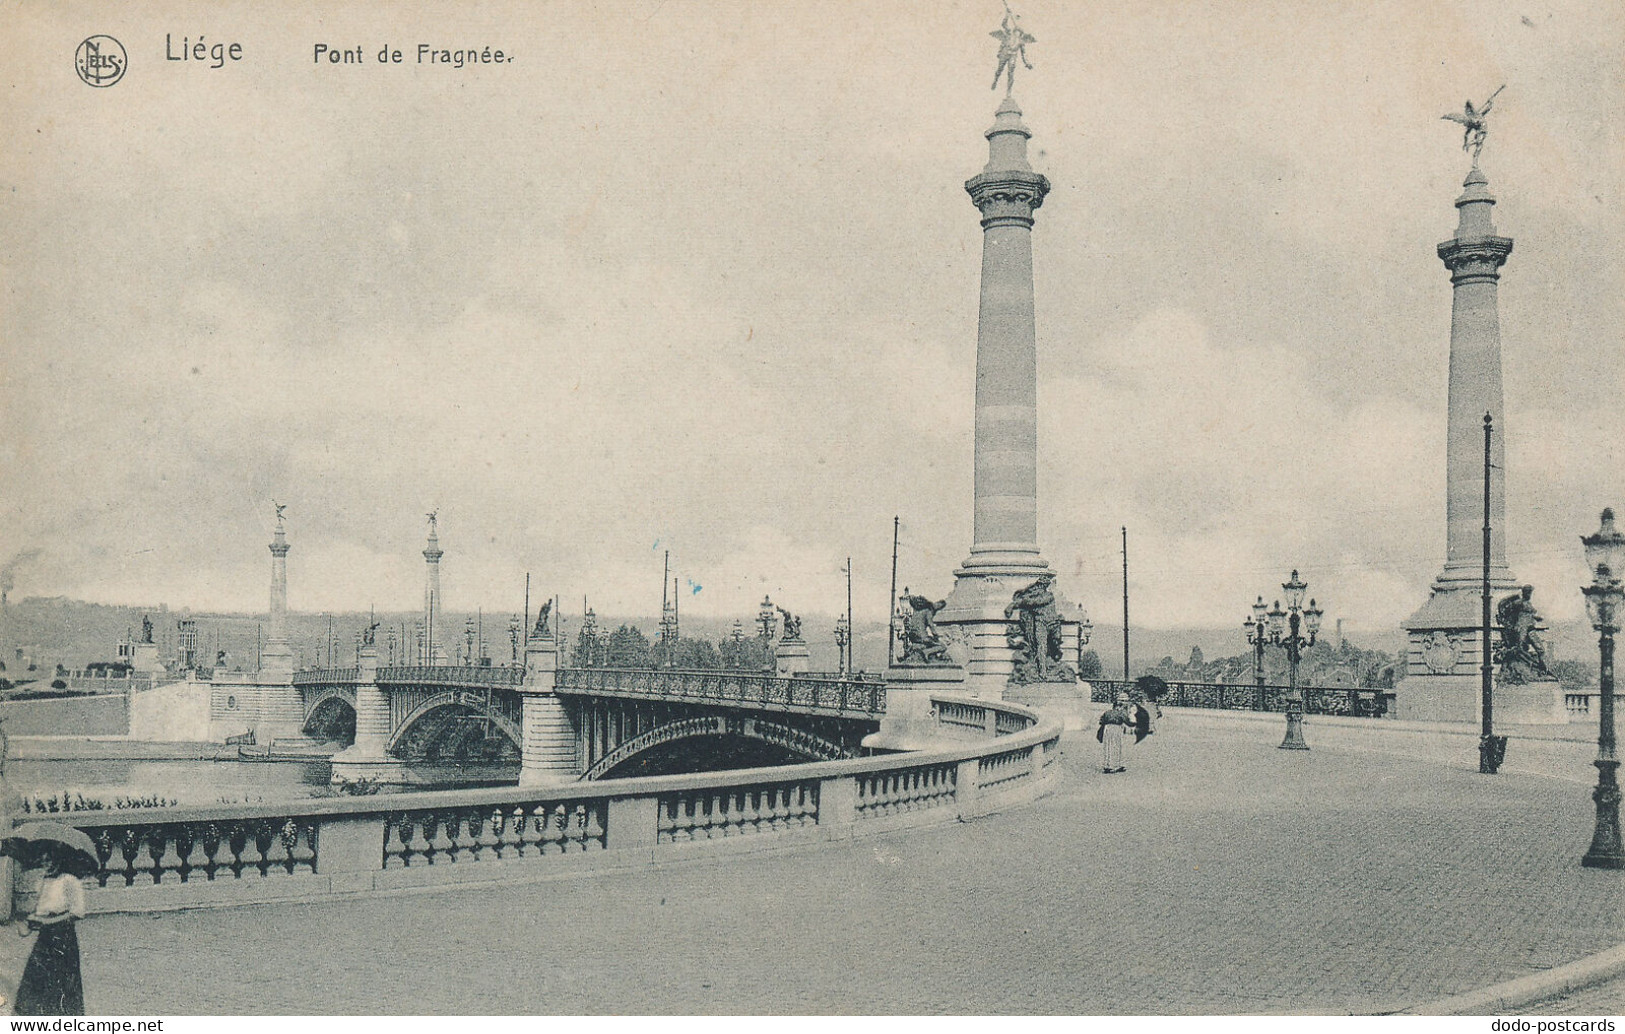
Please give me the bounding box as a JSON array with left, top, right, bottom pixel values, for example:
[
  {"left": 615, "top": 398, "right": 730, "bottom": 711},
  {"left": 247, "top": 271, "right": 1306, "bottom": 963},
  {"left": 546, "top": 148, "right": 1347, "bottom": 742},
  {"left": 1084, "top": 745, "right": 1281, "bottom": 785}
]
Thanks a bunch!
[
  {"left": 378, "top": 665, "right": 526, "bottom": 689},
  {"left": 555, "top": 667, "right": 886, "bottom": 718},
  {"left": 291, "top": 668, "right": 359, "bottom": 686},
  {"left": 291, "top": 665, "right": 526, "bottom": 689},
  {"left": 1089, "top": 679, "right": 1393, "bottom": 718}
]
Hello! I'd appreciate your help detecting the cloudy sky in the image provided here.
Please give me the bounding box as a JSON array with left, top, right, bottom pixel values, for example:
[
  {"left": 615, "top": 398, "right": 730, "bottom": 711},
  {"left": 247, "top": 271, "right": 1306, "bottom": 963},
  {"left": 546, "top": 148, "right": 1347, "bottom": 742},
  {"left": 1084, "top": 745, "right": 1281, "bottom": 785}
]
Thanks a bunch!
[{"left": 2, "top": 0, "right": 1621, "bottom": 641}]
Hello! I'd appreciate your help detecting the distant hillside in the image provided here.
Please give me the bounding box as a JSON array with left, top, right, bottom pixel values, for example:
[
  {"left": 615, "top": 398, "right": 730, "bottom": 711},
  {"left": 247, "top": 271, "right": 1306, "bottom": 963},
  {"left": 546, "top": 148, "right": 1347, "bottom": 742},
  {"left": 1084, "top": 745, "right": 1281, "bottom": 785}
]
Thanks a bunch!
[{"left": 1, "top": 597, "right": 1596, "bottom": 682}]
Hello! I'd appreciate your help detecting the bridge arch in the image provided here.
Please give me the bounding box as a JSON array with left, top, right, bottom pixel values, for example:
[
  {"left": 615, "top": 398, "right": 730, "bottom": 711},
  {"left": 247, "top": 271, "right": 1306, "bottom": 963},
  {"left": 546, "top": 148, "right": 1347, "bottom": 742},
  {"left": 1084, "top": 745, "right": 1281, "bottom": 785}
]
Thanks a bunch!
[
  {"left": 386, "top": 692, "right": 521, "bottom": 757},
  {"left": 302, "top": 688, "right": 357, "bottom": 742},
  {"left": 582, "top": 715, "right": 852, "bottom": 781}
]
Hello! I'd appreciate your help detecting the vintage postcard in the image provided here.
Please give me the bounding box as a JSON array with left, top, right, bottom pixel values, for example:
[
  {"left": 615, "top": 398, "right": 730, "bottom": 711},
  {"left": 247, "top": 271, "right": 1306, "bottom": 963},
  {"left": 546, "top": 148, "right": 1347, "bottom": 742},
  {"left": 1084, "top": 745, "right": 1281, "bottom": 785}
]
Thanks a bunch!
[{"left": 1, "top": 0, "right": 1622, "bottom": 1020}]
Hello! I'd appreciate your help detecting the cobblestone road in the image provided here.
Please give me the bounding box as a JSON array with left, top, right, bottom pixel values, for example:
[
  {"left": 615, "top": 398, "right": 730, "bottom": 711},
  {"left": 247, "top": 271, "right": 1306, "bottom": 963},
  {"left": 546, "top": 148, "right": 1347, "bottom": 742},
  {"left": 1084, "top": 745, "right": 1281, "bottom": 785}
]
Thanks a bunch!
[{"left": 77, "top": 716, "right": 1625, "bottom": 1015}]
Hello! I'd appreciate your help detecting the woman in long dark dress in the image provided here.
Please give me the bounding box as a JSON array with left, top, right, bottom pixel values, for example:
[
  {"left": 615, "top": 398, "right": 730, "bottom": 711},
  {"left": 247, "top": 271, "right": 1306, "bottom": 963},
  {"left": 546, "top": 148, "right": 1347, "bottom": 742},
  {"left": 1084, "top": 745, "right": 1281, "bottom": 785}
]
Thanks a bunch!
[{"left": 14, "top": 850, "right": 85, "bottom": 1015}]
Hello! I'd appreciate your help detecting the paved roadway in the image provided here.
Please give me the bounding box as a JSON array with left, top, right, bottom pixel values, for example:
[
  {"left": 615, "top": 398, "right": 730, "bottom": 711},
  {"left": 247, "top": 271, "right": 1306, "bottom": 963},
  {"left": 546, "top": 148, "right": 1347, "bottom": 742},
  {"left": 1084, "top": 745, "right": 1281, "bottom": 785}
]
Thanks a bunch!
[{"left": 73, "top": 714, "right": 1625, "bottom": 1015}]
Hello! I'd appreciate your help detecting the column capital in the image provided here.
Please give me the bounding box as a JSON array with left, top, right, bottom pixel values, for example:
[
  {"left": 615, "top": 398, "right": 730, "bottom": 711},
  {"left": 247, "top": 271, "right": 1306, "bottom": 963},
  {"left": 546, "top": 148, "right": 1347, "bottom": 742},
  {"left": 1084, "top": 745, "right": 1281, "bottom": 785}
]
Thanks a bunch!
[
  {"left": 1438, "top": 235, "right": 1513, "bottom": 283},
  {"left": 966, "top": 170, "right": 1050, "bottom": 228}
]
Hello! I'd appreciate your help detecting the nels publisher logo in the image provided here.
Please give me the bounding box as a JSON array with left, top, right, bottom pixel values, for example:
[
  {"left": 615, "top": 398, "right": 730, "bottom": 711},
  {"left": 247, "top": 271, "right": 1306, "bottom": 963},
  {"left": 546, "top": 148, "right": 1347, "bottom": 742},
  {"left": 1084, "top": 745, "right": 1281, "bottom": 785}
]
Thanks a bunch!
[{"left": 75, "top": 35, "right": 127, "bottom": 87}]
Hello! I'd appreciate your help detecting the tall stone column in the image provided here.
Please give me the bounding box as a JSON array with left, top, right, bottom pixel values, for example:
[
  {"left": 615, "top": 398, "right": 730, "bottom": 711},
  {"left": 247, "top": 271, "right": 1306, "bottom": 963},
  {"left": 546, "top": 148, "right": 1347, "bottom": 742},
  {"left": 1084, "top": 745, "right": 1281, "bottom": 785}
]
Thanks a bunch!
[
  {"left": 1397, "top": 165, "right": 1563, "bottom": 724},
  {"left": 254, "top": 514, "right": 301, "bottom": 741},
  {"left": 422, "top": 516, "right": 444, "bottom": 665},
  {"left": 935, "top": 97, "right": 1078, "bottom": 694},
  {"left": 519, "top": 636, "right": 577, "bottom": 786},
  {"left": 260, "top": 518, "right": 294, "bottom": 680},
  {"left": 962, "top": 96, "right": 1049, "bottom": 575},
  {"left": 1435, "top": 166, "right": 1515, "bottom": 594}
]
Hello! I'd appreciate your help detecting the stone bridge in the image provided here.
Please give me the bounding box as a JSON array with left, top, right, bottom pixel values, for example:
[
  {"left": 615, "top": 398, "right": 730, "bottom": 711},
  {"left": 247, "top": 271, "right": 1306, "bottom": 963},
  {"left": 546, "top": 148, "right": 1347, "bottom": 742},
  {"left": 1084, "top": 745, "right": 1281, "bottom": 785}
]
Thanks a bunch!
[{"left": 291, "top": 641, "right": 886, "bottom": 784}]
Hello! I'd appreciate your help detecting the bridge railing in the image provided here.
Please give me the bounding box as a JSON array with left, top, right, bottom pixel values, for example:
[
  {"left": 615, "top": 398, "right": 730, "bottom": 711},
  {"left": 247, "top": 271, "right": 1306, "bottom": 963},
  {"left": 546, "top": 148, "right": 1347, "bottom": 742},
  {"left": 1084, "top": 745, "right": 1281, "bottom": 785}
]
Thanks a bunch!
[
  {"left": 291, "top": 668, "right": 359, "bottom": 686},
  {"left": 1089, "top": 679, "right": 1394, "bottom": 718},
  {"left": 37, "top": 694, "right": 1056, "bottom": 914},
  {"left": 292, "top": 666, "right": 528, "bottom": 689},
  {"left": 554, "top": 667, "right": 887, "bottom": 719},
  {"left": 377, "top": 665, "right": 526, "bottom": 688}
]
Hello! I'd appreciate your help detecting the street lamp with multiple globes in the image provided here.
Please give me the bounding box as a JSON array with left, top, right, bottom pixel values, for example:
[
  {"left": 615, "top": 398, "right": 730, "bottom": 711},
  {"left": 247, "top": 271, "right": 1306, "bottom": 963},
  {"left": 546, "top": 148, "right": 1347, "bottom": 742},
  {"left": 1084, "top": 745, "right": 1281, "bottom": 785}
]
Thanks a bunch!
[
  {"left": 834, "top": 614, "right": 851, "bottom": 675},
  {"left": 1580, "top": 508, "right": 1624, "bottom": 869},
  {"left": 1243, "top": 595, "right": 1269, "bottom": 703},
  {"left": 1260, "top": 570, "right": 1322, "bottom": 751},
  {"left": 1075, "top": 605, "right": 1094, "bottom": 671}
]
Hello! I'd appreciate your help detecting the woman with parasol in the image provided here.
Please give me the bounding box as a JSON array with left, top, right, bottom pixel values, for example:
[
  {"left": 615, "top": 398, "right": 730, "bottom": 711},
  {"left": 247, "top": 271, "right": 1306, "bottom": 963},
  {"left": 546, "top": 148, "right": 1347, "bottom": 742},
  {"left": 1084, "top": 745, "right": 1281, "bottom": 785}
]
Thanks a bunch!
[{"left": 5, "top": 823, "right": 94, "bottom": 1015}]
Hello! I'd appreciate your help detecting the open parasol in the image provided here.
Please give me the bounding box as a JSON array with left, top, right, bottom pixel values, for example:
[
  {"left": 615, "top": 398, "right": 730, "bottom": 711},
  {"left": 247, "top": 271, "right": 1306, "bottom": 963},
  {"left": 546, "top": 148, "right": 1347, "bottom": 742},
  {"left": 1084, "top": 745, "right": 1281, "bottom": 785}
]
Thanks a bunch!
[
  {"left": 1134, "top": 675, "right": 1169, "bottom": 702},
  {"left": 2, "top": 822, "right": 100, "bottom": 877}
]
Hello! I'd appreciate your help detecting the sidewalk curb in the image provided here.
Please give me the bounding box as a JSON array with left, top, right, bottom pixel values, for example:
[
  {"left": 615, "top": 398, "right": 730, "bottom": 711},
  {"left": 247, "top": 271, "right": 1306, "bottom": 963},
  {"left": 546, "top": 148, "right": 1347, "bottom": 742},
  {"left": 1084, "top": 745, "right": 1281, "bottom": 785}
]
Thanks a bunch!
[{"left": 1406, "top": 941, "right": 1625, "bottom": 1015}]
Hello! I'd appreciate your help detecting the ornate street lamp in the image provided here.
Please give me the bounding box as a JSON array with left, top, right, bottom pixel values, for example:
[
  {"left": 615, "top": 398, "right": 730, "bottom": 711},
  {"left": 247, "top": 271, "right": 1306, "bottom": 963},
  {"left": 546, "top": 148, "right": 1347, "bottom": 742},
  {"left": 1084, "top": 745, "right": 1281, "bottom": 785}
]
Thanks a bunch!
[
  {"left": 1260, "top": 570, "right": 1321, "bottom": 750},
  {"left": 834, "top": 615, "right": 851, "bottom": 675},
  {"left": 1075, "top": 605, "right": 1094, "bottom": 670},
  {"left": 1580, "top": 508, "right": 1624, "bottom": 869},
  {"left": 758, "top": 596, "right": 777, "bottom": 641},
  {"left": 508, "top": 615, "right": 521, "bottom": 665},
  {"left": 1244, "top": 595, "right": 1269, "bottom": 704}
]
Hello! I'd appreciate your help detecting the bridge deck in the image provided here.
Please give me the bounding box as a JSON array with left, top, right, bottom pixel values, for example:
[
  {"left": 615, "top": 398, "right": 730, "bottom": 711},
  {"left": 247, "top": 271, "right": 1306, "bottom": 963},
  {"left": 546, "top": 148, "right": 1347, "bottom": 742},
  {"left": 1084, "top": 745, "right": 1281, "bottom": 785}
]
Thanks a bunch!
[
  {"left": 555, "top": 667, "right": 886, "bottom": 720},
  {"left": 292, "top": 665, "right": 887, "bottom": 721}
]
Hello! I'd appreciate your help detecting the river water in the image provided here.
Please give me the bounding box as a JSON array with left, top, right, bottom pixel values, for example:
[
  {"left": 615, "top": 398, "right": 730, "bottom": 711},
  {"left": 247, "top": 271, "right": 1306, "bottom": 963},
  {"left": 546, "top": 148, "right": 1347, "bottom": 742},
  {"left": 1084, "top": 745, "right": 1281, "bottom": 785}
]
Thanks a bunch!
[
  {"left": 10, "top": 759, "right": 332, "bottom": 808},
  {"left": 9, "top": 758, "right": 522, "bottom": 809}
]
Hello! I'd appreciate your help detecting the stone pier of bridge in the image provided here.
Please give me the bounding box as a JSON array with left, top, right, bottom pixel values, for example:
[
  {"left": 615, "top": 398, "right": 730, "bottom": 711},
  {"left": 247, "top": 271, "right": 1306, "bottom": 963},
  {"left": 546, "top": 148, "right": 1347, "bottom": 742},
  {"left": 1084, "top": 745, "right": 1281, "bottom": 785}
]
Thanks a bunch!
[
  {"left": 518, "top": 636, "right": 578, "bottom": 786},
  {"left": 329, "top": 642, "right": 409, "bottom": 783}
]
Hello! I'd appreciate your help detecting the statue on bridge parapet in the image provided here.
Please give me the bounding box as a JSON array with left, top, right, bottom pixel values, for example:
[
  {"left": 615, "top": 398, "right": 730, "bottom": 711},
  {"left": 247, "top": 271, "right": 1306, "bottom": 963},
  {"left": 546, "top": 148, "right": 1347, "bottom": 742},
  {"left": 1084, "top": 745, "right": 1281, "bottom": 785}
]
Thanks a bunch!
[
  {"left": 362, "top": 622, "right": 380, "bottom": 647},
  {"left": 899, "top": 595, "right": 952, "bottom": 665},
  {"left": 775, "top": 606, "right": 803, "bottom": 643},
  {"left": 1494, "top": 585, "right": 1554, "bottom": 684},
  {"left": 1005, "top": 575, "right": 1075, "bottom": 684},
  {"left": 532, "top": 600, "right": 552, "bottom": 639},
  {"left": 141, "top": 615, "right": 154, "bottom": 644}
]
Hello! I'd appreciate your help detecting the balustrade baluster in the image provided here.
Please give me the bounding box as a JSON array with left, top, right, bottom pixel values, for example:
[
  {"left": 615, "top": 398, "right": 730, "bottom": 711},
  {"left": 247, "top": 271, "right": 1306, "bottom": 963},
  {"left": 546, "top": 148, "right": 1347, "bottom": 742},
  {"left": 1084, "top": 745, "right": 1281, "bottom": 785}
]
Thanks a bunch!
[
  {"left": 580, "top": 805, "right": 605, "bottom": 850},
  {"left": 533, "top": 804, "right": 561, "bottom": 854},
  {"left": 479, "top": 807, "right": 504, "bottom": 859},
  {"left": 171, "top": 826, "right": 196, "bottom": 883},
  {"left": 292, "top": 822, "right": 317, "bottom": 874},
  {"left": 401, "top": 815, "right": 427, "bottom": 867},
  {"left": 501, "top": 805, "right": 528, "bottom": 857},
  {"left": 226, "top": 823, "right": 251, "bottom": 879},
  {"left": 262, "top": 821, "right": 293, "bottom": 877},
  {"left": 251, "top": 822, "right": 276, "bottom": 877},
  {"left": 201, "top": 823, "right": 225, "bottom": 880},
  {"left": 437, "top": 812, "right": 465, "bottom": 862}
]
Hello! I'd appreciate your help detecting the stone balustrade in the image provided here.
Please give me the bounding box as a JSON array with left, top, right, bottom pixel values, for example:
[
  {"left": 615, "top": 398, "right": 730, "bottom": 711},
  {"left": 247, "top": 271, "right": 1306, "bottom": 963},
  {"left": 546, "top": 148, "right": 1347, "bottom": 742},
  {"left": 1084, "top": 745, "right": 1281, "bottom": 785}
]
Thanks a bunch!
[{"left": 34, "top": 695, "right": 1060, "bottom": 914}]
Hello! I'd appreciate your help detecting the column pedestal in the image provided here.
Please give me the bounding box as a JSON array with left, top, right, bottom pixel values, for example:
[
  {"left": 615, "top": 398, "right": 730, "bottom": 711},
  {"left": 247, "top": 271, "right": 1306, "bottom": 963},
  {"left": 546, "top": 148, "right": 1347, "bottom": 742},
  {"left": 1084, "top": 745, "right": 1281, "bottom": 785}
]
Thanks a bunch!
[{"left": 774, "top": 639, "right": 810, "bottom": 678}]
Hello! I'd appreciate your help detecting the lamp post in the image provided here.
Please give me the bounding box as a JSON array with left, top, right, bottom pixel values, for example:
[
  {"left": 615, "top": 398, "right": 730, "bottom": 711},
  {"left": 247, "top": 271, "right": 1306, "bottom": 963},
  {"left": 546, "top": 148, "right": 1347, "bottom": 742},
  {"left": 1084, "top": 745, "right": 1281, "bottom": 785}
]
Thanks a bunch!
[
  {"left": 758, "top": 596, "right": 777, "bottom": 671},
  {"left": 757, "top": 596, "right": 777, "bottom": 641},
  {"left": 1580, "top": 508, "right": 1624, "bottom": 869},
  {"left": 1263, "top": 570, "right": 1322, "bottom": 751},
  {"left": 1244, "top": 595, "right": 1269, "bottom": 707},
  {"left": 834, "top": 615, "right": 851, "bottom": 675},
  {"left": 1075, "top": 605, "right": 1094, "bottom": 671}
]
